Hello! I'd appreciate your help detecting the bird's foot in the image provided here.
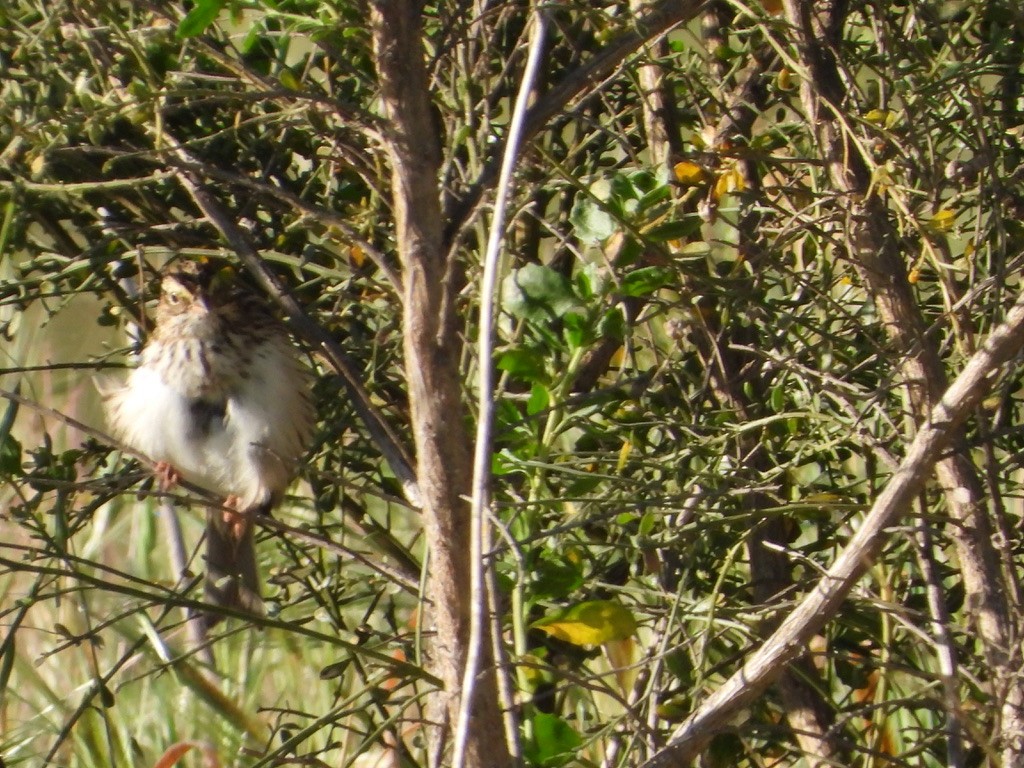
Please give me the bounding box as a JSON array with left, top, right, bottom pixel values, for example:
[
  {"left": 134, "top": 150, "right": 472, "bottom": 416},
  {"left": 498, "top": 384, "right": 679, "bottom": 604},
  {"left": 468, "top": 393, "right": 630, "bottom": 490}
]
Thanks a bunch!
[
  {"left": 221, "top": 495, "right": 251, "bottom": 544},
  {"left": 154, "top": 461, "right": 181, "bottom": 491}
]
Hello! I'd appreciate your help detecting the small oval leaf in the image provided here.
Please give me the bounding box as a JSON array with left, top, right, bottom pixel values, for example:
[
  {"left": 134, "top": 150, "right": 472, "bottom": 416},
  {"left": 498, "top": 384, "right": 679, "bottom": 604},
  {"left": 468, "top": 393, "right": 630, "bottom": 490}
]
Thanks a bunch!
[{"left": 532, "top": 600, "right": 638, "bottom": 647}]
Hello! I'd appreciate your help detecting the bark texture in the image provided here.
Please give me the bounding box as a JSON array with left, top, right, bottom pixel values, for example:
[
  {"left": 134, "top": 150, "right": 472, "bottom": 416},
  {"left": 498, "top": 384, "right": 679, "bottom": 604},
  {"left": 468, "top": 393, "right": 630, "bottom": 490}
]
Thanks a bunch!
[{"left": 368, "top": 5, "right": 511, "bottom": 767}]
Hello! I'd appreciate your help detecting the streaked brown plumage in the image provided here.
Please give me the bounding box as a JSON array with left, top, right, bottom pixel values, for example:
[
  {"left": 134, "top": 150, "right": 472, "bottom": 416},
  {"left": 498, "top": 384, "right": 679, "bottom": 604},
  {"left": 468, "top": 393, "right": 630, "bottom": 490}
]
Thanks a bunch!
[{"left": 105, "top": 260, "right": 314, "bottom": 622}]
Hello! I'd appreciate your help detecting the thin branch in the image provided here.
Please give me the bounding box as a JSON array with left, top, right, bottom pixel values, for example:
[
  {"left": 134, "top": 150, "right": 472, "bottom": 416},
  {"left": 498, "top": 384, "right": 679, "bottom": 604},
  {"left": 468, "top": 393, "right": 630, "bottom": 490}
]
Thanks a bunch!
[
  {"left": 442, "top": 0, "right": 706, "bottom": 253},
  {"left": 452, "top": 10, "right": 547, "bottom": 767},
  {"left": 642, "top": 282, "right": 1024, "bottom": 767},
  {"left": 158, "top": 153, "right": 403, "bottom": 290},
  {"left": 913, "top": 499, "right": 967, "bottom": 768}
]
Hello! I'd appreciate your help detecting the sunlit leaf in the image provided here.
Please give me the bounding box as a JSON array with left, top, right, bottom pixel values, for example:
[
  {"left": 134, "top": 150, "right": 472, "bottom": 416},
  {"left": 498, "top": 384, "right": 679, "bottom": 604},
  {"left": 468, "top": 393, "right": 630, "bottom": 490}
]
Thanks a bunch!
[
  {"left": 532, "top": 600, "right": 638, "bottom": 646},
  {"left": 527, "top": 384, "right": 549, "bottom": 416},
  {"left": 673, "top": 161, "right": 709, "bottom": 186},
  {"left": 713, "top": 166, "right": 746, "bottom": 200},
  {"left": 176, "top": 0, "right": 225, "bottom": 38},
  {"left": 927, "top": 208, "right": 956, "bottom": 233},
  {"left": 569, "top": 196, "right": 616, "bottom": 244},
  {"left": 348, "top": 244, "right": 366, "bottom": 268},
  {"left": 278, "top": 68, "right": 302, "bottom": 91},
  {"left": 497, "top": 347, "right": 546, "bottom": 382},
  {"left": 864, "top": 108, "right": 899, "bottom": 129},
  {"left": 502, "top": 264, "right": 580, "bottom": 322},
  {"left": 562, "top": 311, "right": 591, "bottom": 348}
]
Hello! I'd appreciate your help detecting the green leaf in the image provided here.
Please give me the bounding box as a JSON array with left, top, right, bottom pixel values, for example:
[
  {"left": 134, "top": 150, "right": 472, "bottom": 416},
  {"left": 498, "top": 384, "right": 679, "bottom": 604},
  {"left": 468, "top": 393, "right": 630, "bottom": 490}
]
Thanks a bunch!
[
  {"left": 527, "top": 384, "right": 549, "bottom": 416},
  {"left": 0, "top": 433, "right": 21, "bottom": 477},
  {"left": 620, "top": 266, "right": 674, "bottom": 297},
  {"left": 678, "top": 241, "right": 712, "bottom": 257},
  {"left": 0, "top": 393, "right": 19, "bottom": 477},
  {"left": 524, "top": 712, "right": 582, "bottom": 768},
  {"left": 646, "top": 217, "right": 702, "bottom": 242},
  {"left": 0, "top": 391, "right": 21, "bottom": 478},
  {"left": 574, "top": 261, "right": 605, "bottom": 299},
  {"left": 502, "top": 264, "right": 580, "bottom": 322},
  {"left": 562, "top": 311, "right": 591, "bottom": 349},
  {"left": 532, "top": 600, "right": 638, "bottom": 646},
  {"left": 531, "top": 557, "right": 584, "bottom": 600},
  {"left": 597, "top": 307, "right": 626, "bottom": 341},
  {"left": 569, "top": 196, "right": 617, "bottom": 244},
  {"left": 497, "top": 348, "right": 546, "bottom": 382},
  {"left": 279, "top": 67, "right": 302, "bottom": 91},
  {"left": 176, "top": 0, "right": 226, "bottom": 38},
  {"left": 707, "top": 733, "right": 745, "bottom": 768}
]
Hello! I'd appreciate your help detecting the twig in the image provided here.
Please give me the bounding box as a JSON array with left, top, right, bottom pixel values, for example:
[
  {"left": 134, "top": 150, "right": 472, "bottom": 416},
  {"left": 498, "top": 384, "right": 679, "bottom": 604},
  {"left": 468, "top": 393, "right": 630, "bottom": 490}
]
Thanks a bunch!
[
  {"left": 641, "top": 283, "right": 1024, "bottom": 767},
  {"left": 156, "top": 497, "right": 215, "bottom": 667},
  {"left": 452, "top": 10, "right": 547, "bottom": 768},
  {"left": 912, "top": 497, "right": 967, "bottom": 768},
  {"left": 442, "top": 0, "right": 706, "bottom": 255}
]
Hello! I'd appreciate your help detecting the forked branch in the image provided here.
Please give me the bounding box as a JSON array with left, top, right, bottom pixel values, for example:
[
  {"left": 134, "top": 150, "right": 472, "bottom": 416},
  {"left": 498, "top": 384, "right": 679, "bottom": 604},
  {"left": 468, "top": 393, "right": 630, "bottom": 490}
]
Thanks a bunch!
[{"left": 641, "top": 284, "right": 1024, "bottom": 766}]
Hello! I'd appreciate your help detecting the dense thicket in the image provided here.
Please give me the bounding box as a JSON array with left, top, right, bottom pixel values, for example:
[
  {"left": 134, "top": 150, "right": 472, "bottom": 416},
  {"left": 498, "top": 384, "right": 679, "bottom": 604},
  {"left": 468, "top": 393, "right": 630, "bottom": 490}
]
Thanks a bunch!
[{"left": 3, "top": 2, "right": 1024, "bottom": 766}]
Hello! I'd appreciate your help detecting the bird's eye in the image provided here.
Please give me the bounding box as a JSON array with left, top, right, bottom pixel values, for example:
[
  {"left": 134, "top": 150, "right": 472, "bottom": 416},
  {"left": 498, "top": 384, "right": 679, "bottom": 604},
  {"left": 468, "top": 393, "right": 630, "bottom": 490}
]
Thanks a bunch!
[{"left": 166, "top": 292, "right": 182, "bottom": 305}]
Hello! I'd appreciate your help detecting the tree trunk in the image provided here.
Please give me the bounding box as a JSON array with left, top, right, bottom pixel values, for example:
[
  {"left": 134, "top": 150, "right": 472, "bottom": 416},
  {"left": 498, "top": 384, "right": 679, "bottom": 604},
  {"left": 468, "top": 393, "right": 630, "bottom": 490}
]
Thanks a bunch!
[{"left": 368, "top": 5, "right": 512, "bottom": 767}]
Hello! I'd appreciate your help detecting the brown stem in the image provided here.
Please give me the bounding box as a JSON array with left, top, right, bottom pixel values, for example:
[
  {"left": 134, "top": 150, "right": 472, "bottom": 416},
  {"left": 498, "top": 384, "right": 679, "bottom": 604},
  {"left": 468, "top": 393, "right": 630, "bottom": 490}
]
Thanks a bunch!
[
  {"left": 642, "top": 262, "right": 1024, "bottom": 766},
  {"left": 780, "top": 0, "right": 1024, "bottom": 760},
  {"left": 368, "top": 5, "right": 511, "bottom": 767}
]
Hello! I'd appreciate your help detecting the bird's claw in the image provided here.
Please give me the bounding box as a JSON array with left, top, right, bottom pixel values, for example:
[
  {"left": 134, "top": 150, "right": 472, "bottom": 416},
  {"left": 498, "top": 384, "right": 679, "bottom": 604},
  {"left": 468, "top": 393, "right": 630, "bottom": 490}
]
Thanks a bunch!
[
  {"left": 221, "top": 495, "right": 250, "bottom": 544},
  {"left": 154, "top": 461, "right": 181, "bottom": 491}
]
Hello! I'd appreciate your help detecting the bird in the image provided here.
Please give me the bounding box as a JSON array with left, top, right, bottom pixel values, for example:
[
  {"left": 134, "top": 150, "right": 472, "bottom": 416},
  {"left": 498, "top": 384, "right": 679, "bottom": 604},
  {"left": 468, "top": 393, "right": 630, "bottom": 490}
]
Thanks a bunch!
[{"left": 103, "top": 259, "right": 314, "bottom": 624}]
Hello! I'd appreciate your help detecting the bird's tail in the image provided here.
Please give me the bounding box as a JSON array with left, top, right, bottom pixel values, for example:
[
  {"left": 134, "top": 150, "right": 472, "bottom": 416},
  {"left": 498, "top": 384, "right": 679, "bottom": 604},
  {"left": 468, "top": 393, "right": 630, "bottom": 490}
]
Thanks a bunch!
[{"left": 201, "top": 504, "right": 265, "bottom": 627}]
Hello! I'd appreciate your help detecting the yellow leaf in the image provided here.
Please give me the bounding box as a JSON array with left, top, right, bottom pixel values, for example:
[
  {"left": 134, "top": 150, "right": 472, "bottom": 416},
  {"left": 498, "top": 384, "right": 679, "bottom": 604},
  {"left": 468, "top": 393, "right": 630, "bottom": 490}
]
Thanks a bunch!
[
  {"left": 616, "top": 440, "right": 632, "bottom": 473},
  {"left": 606, "top": 637, "right": 637, "bottom": 693},
  {"left": 776, "top": 67, "right": 795, "bottom": 91},
  {"left": 656, "top": 697, "right": 690, "bottom": 721},
  {"left": 673, "top": 161, "right": 709, "bottom": 186},
  {"left": 349, "top": 244, "right": 366, "bottom": 268},
  {"left": 519, "top": 653, "right": 552, "bottom": 690},
  {"left": 908, "top": 267, "right": 921, "bottom": 284},
  {"left": 928, "top": 209, "right": 955, "bottom": 233},
  {"left": 864, "top": 109, "right": 897, "bottom": 129},
  {"left": 278, "top": 68, "right": 302, "bottom": 91},
  {"left": 532, "top": 600, "right": 638, "bottom": 647},
  {"left": 713, "top": 166, "right": 746, "bottom": 200}
]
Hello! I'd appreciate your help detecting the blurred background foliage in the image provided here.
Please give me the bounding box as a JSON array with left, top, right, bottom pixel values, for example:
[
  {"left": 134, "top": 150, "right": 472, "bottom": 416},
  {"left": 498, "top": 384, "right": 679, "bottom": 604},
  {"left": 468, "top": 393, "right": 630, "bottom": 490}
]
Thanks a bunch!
[{"left": 2, "top": 0, "right": 1024, "bottom": 766}]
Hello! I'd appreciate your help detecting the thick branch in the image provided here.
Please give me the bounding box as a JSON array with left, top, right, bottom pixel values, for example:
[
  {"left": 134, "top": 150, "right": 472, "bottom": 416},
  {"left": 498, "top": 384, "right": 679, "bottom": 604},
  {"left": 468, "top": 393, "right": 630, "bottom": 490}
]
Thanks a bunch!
[
  {"left": 781, "top": 0, "right": 1024, "bottom": 759},
  {"left": 642, "top": 281, "right": 1024, "bottom": 767},
  {"left": 368, "top": 4, "right": 511, "bottom": 767}
]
